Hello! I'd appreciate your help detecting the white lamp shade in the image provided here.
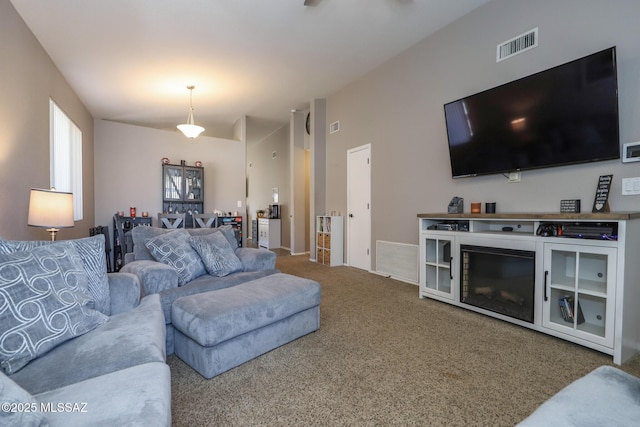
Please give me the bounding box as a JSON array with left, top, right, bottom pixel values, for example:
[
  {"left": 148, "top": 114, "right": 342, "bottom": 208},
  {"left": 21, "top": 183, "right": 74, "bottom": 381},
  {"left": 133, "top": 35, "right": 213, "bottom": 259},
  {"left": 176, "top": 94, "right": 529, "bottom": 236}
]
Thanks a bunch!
[
  {"left": 177, "top": 123, "right": 205, "bottom": 139},
  {"left": 28, "top": 188, "right": 74, "bottom": 228},
  {"left": 177, "top": 89, "right": 205, "bottom": 139}
]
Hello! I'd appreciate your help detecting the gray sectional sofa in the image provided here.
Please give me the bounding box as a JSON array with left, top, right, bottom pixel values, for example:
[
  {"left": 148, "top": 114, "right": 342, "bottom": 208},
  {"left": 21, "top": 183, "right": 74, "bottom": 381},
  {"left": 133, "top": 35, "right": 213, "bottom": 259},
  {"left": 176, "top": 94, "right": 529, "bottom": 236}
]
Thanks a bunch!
[
  {"left": 121, "top": 225, "right": 280, "bottom": 354},
  {"left": 0, "top": 225, "right": 318, "bottom": 425},
  {"left": 0, "top": 235, "right": 170, "bottom": 427}
]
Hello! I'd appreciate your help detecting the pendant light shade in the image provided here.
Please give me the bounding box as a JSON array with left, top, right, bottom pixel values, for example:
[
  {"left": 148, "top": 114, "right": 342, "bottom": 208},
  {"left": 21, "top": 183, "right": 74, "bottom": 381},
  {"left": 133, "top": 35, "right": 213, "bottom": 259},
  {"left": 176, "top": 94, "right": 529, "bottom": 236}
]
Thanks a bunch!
[{"left": 177, "top": 85, "right": 205, "bottom": 139}]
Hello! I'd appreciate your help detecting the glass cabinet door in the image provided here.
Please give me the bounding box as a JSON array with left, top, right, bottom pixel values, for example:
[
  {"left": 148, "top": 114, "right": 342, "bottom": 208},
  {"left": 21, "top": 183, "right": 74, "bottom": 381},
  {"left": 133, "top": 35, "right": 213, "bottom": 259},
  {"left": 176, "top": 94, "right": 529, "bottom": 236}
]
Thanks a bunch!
[
  {"left": 420, "top": 234, "right": 455, "bottom": 300},
  {"left": 184, "top": 167, "right": 204, "bottom": 202},
  {"left": 542, "top": 243, "right": 616, "bottom": 348},
  {"left": 163, "top": 165, "right": 183, "bottom": 201}
]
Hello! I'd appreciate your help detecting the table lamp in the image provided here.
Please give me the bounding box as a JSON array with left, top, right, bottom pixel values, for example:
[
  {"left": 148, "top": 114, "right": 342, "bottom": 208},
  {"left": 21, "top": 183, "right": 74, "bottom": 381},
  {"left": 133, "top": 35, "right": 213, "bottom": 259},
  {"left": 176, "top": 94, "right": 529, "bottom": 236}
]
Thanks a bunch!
[{"left": 27, "top": 188, "right": 74, "bottom": 241}]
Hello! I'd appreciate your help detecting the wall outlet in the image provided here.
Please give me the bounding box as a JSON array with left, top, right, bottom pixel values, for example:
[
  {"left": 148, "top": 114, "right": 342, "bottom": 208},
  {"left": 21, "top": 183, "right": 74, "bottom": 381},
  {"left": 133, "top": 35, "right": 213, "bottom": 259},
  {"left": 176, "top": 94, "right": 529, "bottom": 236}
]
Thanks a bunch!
[{"left": 622, "top": 177, "right": 640, "bottom": 195}]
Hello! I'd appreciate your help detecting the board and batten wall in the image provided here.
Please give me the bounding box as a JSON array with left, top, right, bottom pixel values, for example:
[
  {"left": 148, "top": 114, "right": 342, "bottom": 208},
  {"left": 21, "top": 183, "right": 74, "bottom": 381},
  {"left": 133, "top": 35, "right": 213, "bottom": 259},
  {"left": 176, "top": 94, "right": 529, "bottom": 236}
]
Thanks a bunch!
[
  {"left": 93, "top": 120, "right": 246, "bottom": 241},
  {"left": 325, "top": 0, "right": 640, "bottom": 271},
  {"left": 0, "top": 0, "right": 95, "bottom": 240}
]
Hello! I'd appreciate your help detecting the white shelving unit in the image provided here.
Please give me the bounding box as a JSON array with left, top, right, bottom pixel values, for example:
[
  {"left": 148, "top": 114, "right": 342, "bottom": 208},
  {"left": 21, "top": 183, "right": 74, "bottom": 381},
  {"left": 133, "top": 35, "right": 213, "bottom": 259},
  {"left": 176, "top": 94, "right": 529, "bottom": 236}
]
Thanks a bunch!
[
  {"left": 316, "top": 216, "right": 344, "bottom": 266},
  {"left": 417, "top": 212, "right": 640, "bottom": 364}
]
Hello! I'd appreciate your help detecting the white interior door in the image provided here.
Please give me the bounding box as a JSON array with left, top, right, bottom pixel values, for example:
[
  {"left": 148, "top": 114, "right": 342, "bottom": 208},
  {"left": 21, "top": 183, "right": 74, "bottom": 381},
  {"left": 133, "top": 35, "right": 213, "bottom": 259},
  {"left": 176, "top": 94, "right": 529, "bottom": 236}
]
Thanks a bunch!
[{"left": 347, "top": 144, "right": 371, "bottom": 270}]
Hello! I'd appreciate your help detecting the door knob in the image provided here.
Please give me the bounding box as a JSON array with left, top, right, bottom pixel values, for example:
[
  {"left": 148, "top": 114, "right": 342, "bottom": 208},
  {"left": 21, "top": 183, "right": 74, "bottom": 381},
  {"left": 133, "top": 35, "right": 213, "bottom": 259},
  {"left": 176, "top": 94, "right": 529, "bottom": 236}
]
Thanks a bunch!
[{"left": 349, "top": 213, "right": 354, "bottom": 218}]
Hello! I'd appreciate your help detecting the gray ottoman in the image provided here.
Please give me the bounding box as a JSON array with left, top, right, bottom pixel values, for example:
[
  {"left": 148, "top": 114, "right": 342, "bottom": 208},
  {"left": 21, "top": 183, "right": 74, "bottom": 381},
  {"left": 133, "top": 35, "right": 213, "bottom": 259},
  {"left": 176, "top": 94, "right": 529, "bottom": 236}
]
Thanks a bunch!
[{"left": 171, "top": 273, "right": 321, "bottom": 378}]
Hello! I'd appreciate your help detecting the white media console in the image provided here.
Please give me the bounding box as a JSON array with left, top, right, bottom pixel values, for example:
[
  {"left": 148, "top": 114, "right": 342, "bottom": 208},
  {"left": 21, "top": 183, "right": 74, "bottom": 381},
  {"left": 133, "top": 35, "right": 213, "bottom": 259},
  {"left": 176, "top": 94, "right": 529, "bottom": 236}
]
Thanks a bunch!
[{"left": 417, "top": 212, "right": 640, "bottom": 364}]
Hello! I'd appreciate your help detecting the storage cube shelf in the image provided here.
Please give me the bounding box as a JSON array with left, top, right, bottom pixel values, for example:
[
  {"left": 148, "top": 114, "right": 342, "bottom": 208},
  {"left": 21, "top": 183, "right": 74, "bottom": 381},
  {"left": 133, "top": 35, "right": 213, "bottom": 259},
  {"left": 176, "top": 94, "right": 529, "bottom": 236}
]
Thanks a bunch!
[{"left": 316, "top": 216, "right": 343, "bottom": 266}]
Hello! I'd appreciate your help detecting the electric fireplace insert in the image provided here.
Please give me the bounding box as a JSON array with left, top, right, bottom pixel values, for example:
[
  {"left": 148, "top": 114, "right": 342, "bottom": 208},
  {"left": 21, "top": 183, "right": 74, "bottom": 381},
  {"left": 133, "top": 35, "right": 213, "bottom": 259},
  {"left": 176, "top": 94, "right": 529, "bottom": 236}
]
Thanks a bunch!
[{"left": 460, "top": 245, "right": 535, "bottom": 323}]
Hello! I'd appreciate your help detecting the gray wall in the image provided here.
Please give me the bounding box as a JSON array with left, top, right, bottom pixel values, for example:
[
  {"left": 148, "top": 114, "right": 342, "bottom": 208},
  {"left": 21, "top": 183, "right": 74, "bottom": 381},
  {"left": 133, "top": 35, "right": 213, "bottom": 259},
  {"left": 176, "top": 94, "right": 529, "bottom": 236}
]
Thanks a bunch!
[
  {"left": 0, "top": 0, "right": 95, "bottom": 240},
  {"left": 325, "top": 0, "right": 640, "bottom": 269},
  {"left": 94, "top": 120, "right": 246, "bottom": 240},
  {"left": 246, "top": 123, "right": 291, "bottom": 248},
  {"left": 289, "top": 110, "right": 310, "bottom": 254}
]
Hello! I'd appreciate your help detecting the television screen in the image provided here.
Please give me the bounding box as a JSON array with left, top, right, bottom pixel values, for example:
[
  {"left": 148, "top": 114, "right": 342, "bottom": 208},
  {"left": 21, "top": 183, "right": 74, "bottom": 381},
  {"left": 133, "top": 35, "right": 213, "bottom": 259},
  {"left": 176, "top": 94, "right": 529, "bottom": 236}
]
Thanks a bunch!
[{"left": 444, "top": 47, "right": 619, "bottom": 178}]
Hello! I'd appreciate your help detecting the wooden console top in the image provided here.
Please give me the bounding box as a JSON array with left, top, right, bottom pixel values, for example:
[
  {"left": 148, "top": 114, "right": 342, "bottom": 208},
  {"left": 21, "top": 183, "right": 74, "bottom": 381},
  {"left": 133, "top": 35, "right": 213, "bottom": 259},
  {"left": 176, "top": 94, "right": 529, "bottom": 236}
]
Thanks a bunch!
[{"left": 417, "top": 212, "right": 640, "bottom": 220}]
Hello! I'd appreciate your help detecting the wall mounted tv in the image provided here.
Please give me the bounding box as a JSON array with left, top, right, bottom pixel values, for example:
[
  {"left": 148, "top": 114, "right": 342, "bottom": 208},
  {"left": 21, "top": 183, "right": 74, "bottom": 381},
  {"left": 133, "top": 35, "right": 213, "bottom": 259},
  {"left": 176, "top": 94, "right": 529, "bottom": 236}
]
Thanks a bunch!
[{"left": 444, "top": 47, "right": 619, "bottom": 178}]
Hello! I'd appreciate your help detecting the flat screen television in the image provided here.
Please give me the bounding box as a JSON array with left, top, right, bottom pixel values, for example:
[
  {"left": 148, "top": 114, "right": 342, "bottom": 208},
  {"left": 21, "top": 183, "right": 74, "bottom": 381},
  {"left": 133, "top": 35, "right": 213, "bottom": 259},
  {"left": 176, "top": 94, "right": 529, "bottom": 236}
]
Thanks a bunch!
[{"left": 444, "top": 47, "right": 619, "bottom": 178}]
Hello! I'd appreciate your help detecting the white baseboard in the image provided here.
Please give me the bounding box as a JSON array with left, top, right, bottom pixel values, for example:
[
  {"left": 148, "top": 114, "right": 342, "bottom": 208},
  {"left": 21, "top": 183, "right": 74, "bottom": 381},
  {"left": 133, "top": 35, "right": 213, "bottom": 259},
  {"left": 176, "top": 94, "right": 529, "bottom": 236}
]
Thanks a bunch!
[{"left": 371, "top": 270, "right": 419, "bottom": 286}]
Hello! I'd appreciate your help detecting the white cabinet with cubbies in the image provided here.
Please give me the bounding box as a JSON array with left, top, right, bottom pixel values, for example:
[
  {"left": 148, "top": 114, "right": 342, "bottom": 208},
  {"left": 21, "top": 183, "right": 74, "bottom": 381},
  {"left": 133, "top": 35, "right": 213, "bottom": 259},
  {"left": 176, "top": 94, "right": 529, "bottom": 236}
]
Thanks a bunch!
[{"left": 316, "top": 216, "right": 343, "bottom": 266}]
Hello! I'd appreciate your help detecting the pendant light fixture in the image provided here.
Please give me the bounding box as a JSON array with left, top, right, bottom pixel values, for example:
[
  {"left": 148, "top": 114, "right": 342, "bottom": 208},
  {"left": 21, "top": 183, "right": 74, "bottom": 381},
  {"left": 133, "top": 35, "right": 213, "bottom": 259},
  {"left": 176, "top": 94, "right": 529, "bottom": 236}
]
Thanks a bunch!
[{"left": 177, "top": 85, "right": 205, "bottom": 139}]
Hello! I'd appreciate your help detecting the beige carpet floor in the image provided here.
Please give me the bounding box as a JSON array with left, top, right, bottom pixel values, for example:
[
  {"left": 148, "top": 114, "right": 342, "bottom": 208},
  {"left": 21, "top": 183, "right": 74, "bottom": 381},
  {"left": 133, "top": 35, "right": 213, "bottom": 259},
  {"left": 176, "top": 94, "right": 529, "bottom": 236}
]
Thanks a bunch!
[{"left": 169, "top": 254, "right": 640, "bottom": 426}]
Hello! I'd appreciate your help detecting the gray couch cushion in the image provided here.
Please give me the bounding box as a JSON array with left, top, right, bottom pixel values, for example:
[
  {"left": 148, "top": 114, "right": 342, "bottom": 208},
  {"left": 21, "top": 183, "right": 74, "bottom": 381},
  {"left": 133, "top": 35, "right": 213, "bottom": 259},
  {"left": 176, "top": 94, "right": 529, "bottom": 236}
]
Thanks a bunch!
[
  {"left": 0, "top": 243, "right": 108, "bottom": 374},
  {"left": 9, "top": 294, "right": 166, "bottom": 395},
  {"left": 0, "top": 371, "right": 44, "bottom": 426},
  {"left": 518, "top": 365, "right": 640, "bottom": 427},
  {"left": 106, "top": 272, "right": 141, "bottom": 315},
  {"left": 158, "top": 269, "right": 281, "bottom": 323},
  {"left": 190, "top": 231, "right": 243, "bottom": 277},
  {"left": 121, "top": 260, "right": 179, "bottom": 296},
  {"left": 0, "top": 235, "right": 111, "bottom": 315},
  {"left": 35, "top": 362, "right": 171, "bottom": 427},
  {"left": 235, "top": 247, "right": 277, "bottom": 272},
  {"left": 145, "top": 229, "right": 206, "bottom": 286}
]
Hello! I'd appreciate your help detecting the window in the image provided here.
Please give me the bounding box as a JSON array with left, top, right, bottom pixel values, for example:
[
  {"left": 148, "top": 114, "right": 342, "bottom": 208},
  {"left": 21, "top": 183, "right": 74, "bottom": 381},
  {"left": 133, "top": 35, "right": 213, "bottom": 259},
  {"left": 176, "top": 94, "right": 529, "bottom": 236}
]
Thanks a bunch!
[{"left": 50, "top": 99, "right": 83, "bottom": 221}]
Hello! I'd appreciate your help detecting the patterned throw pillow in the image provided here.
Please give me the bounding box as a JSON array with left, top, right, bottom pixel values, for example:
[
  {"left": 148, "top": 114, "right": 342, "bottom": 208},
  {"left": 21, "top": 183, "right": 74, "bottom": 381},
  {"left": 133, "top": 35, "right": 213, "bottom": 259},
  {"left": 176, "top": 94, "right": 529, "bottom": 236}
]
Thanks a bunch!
[
  {"left": 0, "top": 235, "right": 111, "bottom": 315},
  {"left": 145, "top": 229, "right": 207, "bottom": 286},
  {"left": 217, "top": 225, "right": 239, "bottom": 249},
  {"left": 0, "top": 243, "right": 108, "bottom": 374},
  {"left": 131, "top": 226, "right": 174, "bottom": 261},
  {"left": 189, "top": 231, "right": 243, "bottom": 277}
]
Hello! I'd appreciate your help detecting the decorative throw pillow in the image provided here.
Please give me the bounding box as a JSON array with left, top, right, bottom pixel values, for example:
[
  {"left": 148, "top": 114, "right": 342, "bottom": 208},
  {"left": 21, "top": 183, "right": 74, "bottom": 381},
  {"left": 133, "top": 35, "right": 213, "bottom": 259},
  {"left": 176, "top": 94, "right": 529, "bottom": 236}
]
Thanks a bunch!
[
  {"left": 0, "top": 371, "right": 43, "bottom": 426},
  {"left": 0, "top": 243, "right": 108, "bottom": 374},
  {"left": 0, "top": 235, "right": 111, "bottom": 315},
  {"left": 189, "top": 231, "right": 243, "bottom": 277},
  {"left": 131, "top": 226, "right": 174, "bottom": 261},
  {"left": 145, "top": 229, "right": 206, "bottom": 286},
  {"left": 217, "top": 225, "right": 239, "bottom": 249},
  {"left": 67, "top": 234, "right": 111, "bottom": 315}
]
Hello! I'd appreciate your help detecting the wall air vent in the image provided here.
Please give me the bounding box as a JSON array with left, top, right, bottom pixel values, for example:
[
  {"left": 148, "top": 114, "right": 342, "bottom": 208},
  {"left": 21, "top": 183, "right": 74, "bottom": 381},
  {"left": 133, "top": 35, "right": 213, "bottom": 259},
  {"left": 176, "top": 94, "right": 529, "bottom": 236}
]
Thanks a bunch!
[
  {"left": 329, "top": 121, "right": 340, "bottom": 134},
  {"left": 497, "top": 28, "right": 538, "bottom": 62}
]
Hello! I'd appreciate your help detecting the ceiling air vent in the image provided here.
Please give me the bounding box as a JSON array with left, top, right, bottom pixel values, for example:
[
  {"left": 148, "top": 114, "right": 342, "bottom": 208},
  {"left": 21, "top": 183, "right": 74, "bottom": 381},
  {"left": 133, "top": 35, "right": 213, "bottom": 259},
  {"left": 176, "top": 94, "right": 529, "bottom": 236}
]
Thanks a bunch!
[
  {"left": 329, "top": 121, "right": 340, "bottom": 134},
  {"left": 497, "top": 28, "right": 538, "bottom": 62}
]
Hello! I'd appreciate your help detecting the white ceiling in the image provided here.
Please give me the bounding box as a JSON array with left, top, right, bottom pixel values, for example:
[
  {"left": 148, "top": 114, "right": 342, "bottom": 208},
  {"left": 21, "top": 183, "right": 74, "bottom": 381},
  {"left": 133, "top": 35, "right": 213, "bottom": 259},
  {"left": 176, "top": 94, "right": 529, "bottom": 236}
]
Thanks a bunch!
[{"left": 10, "top": 0, "right": 491, "bottom": 139}]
